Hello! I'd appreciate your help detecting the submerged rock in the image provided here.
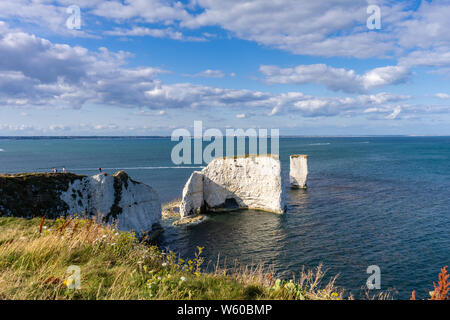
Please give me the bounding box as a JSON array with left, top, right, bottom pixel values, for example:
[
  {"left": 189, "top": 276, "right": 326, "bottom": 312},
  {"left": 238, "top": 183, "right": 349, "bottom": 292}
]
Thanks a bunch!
[
  {"left": 173, "top": 214, "right": 207, "bottom": 226},
  {"left": 289, "top": 154, "right": 308, "bottom": 189},
  {"left": 0, "top": 171, "right": 161, "bottom": 235},
  {"left": 180, "top": 154, "right": 285, "bottom": 217}
]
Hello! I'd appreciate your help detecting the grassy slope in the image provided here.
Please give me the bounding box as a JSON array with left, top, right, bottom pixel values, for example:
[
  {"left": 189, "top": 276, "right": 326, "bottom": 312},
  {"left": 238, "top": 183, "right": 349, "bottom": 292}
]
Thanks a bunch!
[{"left": 0, "top": 216, "right": 343, "bottom": 300}]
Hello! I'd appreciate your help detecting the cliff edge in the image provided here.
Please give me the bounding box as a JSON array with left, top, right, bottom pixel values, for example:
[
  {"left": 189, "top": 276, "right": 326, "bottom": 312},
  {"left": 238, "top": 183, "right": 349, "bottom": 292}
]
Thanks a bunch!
[{"left": 0, "top": 171, "right": 161, "bottom": 235}]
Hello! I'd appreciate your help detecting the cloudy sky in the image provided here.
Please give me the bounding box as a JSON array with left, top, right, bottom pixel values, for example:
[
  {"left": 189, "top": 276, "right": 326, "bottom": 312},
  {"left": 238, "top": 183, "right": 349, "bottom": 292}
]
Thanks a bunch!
[{"left": 0, "top": 0, "right": 450, "bottom": 136}]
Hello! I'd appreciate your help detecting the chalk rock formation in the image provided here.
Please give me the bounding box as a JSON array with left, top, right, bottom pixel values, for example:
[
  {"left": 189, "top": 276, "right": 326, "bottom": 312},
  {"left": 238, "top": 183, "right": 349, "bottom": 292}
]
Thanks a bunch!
[
  {"left": 180, "top": 155, "right": 285, "bottom": 217},
  {"left": 0, "top": 171, "right": 161, "bottom": 235},
  {"left": 289, "top": 155, "right": 308, "bottom": 189},
  {"left": 180, "top": 171, "right": 204, "bottom": 217}
]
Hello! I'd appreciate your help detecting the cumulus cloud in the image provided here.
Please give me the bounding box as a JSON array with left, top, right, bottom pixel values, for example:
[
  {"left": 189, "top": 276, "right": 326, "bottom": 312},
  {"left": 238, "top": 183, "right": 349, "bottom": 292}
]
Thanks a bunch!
[
  {"left": 0, "top": 22, "right": 167, "bottom": 108},
  {"left": 399, "top": 47, "right": 450, "bottom": 68},
  {"left": 1, "top": 1, "right": 450, "bottom": 61},
  {"left": 435, "top": 93, "right": 450, "bottom": 99},
  {"left": 180, "top": 0, "right": 398, "bottom": 58},
  {"left": 0, "top": 22, "right": 441, "bottom": 124},
  {"left": 91, "top": 0, "right": 189, "bottom": 23},
  {"left": 384, "top": 106, "right": 402, "bottom": 120},
  {"left": 104, "top": 26, "right": 206, "bottom": 41},
  {"left": 361, "top": 65, "right": 410, "bottom": 90},
  {"left": 284, "top": 92, "right": 409, "bottom": 118},
  {"left": 185, "top": 69, "right": 226, "bottom": 78},
  {"left": 395, "top": 1, "right": 450, "bottom": 49},
  {"left": 260, "top": 64, "right": 410, "bottom": 93}
]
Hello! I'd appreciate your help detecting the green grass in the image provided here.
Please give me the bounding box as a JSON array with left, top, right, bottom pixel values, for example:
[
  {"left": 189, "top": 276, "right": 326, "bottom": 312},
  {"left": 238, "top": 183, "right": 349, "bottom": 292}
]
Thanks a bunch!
[{"left": 0, "top": 216, "right": 345, "bottom": 300}]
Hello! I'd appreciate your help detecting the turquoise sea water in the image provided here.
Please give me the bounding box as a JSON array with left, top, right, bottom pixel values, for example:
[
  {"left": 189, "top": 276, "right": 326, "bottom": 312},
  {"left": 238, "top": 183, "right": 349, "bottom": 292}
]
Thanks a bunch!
[{"left": 0, "top": 136, "right": 449, "bottom": 298}]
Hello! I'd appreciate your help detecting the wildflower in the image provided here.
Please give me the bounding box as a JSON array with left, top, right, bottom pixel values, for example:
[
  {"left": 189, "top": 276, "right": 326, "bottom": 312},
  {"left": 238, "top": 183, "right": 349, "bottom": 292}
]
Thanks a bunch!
[
  {"left": 180, "top": 276, "right": 186, "bottom": 282},
  {"left": 162, "top": 262, "right": 167, "bottom": 267},
  {"left": 64, "top": 278, "right": 75, "bottom": 288},
  {"left": 331, "top": 292, "right": 339, "bottom": 297}
]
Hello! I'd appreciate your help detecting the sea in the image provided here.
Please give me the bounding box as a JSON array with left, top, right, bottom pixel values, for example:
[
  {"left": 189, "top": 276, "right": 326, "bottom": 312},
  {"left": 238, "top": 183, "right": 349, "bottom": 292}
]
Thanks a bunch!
[{"left": 0, "top": 136, "right": 449, "bottom": 299}]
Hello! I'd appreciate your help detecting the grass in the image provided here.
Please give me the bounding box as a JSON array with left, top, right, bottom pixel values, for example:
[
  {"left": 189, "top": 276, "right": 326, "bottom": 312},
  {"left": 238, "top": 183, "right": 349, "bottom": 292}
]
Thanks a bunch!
[
  {"left": 162, "top": 198, "right": 181, "bottom": 219},
  {"left": 0, "top": 216, "right": 345, "bottom": 300}
]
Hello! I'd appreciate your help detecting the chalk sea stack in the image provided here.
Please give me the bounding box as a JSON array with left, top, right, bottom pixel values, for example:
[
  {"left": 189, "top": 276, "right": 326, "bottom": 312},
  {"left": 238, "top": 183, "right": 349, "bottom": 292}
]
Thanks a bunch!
[
  {"left": 289, "top": 154, "right": 308, "bottom": 189},
  {"left": 0, "top": 171, "right": 161, "bottom": 235},
  {"left": 180, "top": 154, "right": 285, "bottom": 217}
]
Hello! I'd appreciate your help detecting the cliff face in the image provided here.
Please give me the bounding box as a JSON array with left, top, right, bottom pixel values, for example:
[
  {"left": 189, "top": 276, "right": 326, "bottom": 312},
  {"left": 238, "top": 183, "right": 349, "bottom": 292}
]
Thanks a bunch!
[
  {"left": 180, "top": 155, "right": 285, "bottom": 217},
  {"left": 0, "top": 171, "right": 161, "bottom": 234}
]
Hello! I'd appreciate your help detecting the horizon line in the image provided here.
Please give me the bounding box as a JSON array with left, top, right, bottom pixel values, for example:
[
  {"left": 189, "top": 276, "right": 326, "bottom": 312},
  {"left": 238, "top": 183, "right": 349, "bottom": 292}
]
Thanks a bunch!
[{"left": 1, "top": 135, "right": 449, "bottom": 139}]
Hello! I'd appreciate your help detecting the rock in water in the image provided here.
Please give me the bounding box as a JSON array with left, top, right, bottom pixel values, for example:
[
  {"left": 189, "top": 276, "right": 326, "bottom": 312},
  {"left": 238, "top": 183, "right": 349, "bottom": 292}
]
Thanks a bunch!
[
  {"left": 0, "top": 171, "right": 161, "bottom": 235},
  {"left": 289, "top": 154, "right": 308, "bottom": 189},
  {"left": 180, "top": 155, "right": 285, "bottom": 217},
  {"left": 180, "top": 171, "right": 204, "bottom": 217}
]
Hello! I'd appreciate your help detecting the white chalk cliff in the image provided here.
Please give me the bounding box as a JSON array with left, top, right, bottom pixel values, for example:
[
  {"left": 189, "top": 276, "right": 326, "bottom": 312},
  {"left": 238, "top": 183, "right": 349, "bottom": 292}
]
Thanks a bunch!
[
  {"left": 180, "top": 155, "right": 285, "bottom": 217},
  {"left": 289, "top": 155, "right": 308, "bottom": 189},
  {"left": 60, "top": 171, "right": 161, "bottom": 235}
]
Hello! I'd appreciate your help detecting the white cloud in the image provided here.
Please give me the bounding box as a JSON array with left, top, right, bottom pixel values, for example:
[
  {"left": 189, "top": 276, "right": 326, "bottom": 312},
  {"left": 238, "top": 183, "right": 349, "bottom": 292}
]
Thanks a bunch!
[
  {"left": 361, "top": 65, "right": 410, "bottom": 90},
  {"left": 185, "top": 69, "right": 226, "bottom": 78},
  {"left": 385, "top": 106, "right": 402, "bottom": 120},
  {"left": 260, "top": 64, "right": 410, "bottom": 93},
  {"left": 104, "top": 26, "right": 206, "bottom": 41},
  {"left": 0, "top": 23, "right": 167, "bottom": 109},
  {"left": 285, "top": 93, "right": 408, "bottom": 118},
  {"left": 92, "top": 0, "right": 189, "bottom": 24},
  {"left": 395, "top": 1, "right": 450, "bottom": 49},
  {"left": 0, "top": 124, "right": 36, "bottom": 132},
  {"left": 0, "top": 1, "right": 449, "bottom": 62},
  {"left": 180, "top": 0, "right": 399, "bottom": 58},
  {"left": 93, "top": 124, "right": 119, "bottom": 131},
  {"left": 435, "top": 93, "right": 450, "bottom": 99},
  {"left": 49, "top": 124, "right": 70, "bottom": 131},
  {"left": 0, "top": 23, "right": 444, "bottom": 125}
]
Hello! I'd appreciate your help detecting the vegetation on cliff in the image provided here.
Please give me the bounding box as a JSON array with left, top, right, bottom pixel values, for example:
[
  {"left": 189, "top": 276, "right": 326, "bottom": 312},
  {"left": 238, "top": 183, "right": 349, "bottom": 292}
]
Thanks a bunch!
[
  {"left": 0, "top": 173, "right": 86, "bottom": 218},
  {"left": 0, "top": 216, "right": 344, "bottom": 300}
]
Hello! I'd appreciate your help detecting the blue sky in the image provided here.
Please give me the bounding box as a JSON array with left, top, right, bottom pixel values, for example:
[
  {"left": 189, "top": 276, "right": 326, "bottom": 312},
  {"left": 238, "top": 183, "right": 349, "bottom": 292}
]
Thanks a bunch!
[{"left": 0, "top": 0, "right": 450, "bottom": 136}]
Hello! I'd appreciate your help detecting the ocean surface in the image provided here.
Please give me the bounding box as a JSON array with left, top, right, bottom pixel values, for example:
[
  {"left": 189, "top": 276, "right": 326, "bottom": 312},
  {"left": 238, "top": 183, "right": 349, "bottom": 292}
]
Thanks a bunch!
[{"left": 0, "top": 136, "right": 449, "bottom": 299}]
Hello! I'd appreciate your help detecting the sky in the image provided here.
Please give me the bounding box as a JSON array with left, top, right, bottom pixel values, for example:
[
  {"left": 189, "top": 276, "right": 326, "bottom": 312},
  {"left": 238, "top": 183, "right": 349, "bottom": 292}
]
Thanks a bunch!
[{"left": 0, "top": 0, "right": 450, "bottom": 136}]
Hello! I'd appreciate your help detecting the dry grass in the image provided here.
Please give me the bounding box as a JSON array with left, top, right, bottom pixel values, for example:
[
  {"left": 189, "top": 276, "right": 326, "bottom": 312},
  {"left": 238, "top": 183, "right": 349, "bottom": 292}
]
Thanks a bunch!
[
  {"left": 162, "top": 198, "right": 181, "bottom": 219},
  {"left": 0, "top": 216, "right": 350, "bottom": 300},
  {"left": 173, "top": 215, "right": 207, "bottom": 226},
  {"left": 215, "top": 262, "right": 346, "bottom": 300}
]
